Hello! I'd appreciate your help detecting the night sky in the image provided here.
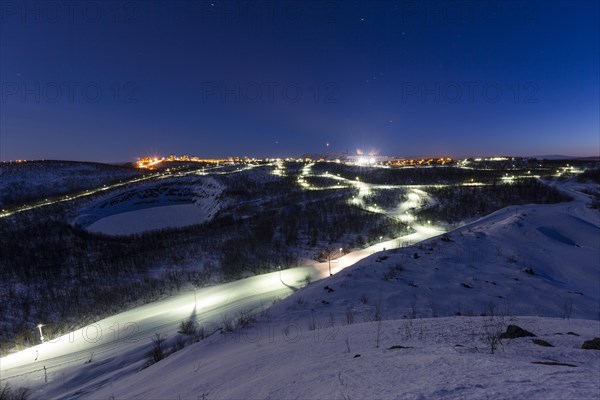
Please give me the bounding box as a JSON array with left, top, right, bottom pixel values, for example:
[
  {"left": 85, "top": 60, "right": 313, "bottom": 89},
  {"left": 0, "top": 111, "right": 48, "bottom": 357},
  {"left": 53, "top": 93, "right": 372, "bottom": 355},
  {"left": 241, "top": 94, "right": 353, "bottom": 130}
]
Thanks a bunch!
[{"left": 1, "top": 0, "right": 598, "bottom": 162}]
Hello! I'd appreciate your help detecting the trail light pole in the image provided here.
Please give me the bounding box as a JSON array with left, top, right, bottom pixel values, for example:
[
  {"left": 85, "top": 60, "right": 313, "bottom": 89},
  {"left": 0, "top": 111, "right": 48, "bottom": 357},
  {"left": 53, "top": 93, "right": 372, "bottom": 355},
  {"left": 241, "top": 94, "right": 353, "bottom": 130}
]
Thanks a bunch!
[
  {"left": 37, "top": 324, "right": 45, "bottom": 343},
  {"left": 328, "top": 248, "right": 343, "bottom": 276}
]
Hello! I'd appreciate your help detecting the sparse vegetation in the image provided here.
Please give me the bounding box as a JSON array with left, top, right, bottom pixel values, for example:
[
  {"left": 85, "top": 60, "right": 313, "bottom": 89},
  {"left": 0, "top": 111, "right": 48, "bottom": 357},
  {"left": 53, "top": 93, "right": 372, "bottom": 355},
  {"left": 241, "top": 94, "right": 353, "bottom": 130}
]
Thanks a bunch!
[
  {"left": 0, "top": 384, "right": 30, "bottom": 400},
  {"left": 303, "top": 274, "right": 312, "bottom": 286},
  {"left": 373, "top": 301, "right": 383, "bottom": 322},
  {"left": 375, "top": 319, "right": 382, "bottom": 348},
  {"left": 308, "top": 313, "right": 317, "bottom": 331},
  {"left": 562, "top": 299, "right": 573, "bottom": 320},
  {"left": 360, "top": 293, "right": 368, "bottom": 304},
  {"left": 235, "top": 310, "right": 256, "bottom": 329},
  {"left": 345, "top": 306, "right": 355, "bottom": 325},
  {"left": 178, "top": 319, "right": 197, "bottom": 336},
  {"left": 0, "top": 160, "right": 141, "bottom": 207},
  {"left": 417, "top": 180, "right": 572, "bottom": 224},
  {"left": 577, "top": 168, "right": 600, "bottom": 184},
  {"left": 221, "top": 315, "right": 234, "bottom": 332},
  {"left": 482, "top": 318, "right": 505, "bottom": 354},
  {"left": 147, "top": 333, "right": 167, "bottom": 365},
  {"left": 383, "top": 264, "right": 403, "bottom": 281}
]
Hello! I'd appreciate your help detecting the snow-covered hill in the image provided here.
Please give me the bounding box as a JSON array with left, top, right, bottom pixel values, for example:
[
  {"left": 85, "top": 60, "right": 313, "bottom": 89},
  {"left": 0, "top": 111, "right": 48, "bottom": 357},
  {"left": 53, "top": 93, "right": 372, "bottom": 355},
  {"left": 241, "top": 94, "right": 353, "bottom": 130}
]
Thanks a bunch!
[
  {"left": 265, "top": 196, "right": 600, "bottom": 327},
  {"left": 0, "top": 161, "right": 140, "bottom": 207},
  {"left": 89, "top": 183, "right": 600, "bottom": 399},
  {"left": 91, "top": 317, "right": 600, "bottom": 400},
  {"left": 1, "top": 182, "right": 598, "bottom": 399}
]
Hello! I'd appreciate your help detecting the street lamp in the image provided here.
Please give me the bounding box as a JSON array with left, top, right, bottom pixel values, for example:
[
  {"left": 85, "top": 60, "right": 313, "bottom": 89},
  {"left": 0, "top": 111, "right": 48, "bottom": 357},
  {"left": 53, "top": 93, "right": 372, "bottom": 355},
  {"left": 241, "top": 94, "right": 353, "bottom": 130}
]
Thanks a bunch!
[
  {"left": 37, "top": 324, "right": 45, "bottom": 343},
  {"left": 328, "top": 248, "right": 343, "bottom": 276},
  {"left": 278, "top": 265, "right": 282, "bottom": 280}
]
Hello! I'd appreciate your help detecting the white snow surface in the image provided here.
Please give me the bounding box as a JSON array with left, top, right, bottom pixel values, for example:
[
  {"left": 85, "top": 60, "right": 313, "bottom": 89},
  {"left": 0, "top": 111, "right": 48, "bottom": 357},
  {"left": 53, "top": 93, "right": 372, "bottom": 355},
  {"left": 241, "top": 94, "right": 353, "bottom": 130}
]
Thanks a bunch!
[
  {"left": 85, "top": 204, "right": 208, "bottom": 235},
  {"left": 84, "top": 178, "right": 223, "bottom": 235},
  {"left": 92, "top": 317, "right": 600, "bottom": 400},
  {"left": 1, "top": 182, "right": 599, "bottom": 399}
]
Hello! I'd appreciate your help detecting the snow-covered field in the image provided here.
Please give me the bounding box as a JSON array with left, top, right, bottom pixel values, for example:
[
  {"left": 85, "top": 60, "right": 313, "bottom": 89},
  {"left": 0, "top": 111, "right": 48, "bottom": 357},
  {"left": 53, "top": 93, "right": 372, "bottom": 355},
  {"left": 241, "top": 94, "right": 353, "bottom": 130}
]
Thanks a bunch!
[
  {"left": 86, "top": 204, "right": 214, "bottom": 235},
  {"left": 1, "top": 181, "right": 598, "bottom": 399},
  {"left": 91, "top": 317, "right": 600, "bottom": 400}
]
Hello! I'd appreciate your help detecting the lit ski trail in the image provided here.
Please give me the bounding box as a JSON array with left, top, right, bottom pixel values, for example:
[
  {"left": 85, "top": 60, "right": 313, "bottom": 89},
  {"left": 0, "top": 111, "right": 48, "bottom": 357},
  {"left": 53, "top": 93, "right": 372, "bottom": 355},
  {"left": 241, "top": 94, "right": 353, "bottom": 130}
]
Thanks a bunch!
[{"left": 0, "top": 177, "right": 443, "bottom": 387}]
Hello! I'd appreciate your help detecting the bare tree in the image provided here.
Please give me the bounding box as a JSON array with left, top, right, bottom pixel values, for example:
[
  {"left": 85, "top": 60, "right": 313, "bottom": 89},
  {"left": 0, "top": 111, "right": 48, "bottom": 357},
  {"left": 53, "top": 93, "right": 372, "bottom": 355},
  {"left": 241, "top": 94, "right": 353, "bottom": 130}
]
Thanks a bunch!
[{"left": 148, "top": 333, "right": 166, "bottom": 364}]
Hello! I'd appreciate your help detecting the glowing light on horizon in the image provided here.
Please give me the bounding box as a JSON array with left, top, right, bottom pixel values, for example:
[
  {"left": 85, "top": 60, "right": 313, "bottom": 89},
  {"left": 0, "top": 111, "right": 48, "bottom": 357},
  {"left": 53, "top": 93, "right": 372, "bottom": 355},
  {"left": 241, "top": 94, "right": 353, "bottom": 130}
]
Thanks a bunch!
[{"left": 137, "top": 156, "right": 164, "bottom": 169}]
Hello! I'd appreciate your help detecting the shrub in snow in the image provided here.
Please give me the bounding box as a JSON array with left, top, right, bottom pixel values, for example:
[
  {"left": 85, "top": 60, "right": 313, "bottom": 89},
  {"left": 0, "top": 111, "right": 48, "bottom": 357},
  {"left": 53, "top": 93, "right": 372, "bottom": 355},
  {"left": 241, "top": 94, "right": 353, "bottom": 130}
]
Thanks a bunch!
[
  {"left": 235, "top": 310, "right": 256, "bottom": 328},
  {"left": 221, "top": 314, "right": 234, "bottom": 332},
  {"left": 372, "top": 301, "right": 383, "bottom": 322},
  {"left": 360, "top": 293, "right": 368, "bottom": 304},
  {"left": 303, "top": 274, "right": 312, "bottom": 285},
  {"left": 178, "top": 319, "right": 197, "bottom": 336},
  {"left": 148, "top": 333, "right": 167, "bottom": 365},
  {"left": 482, "top": 318, "right": 505, "bottom": 354},
  {"left": 562, "top": 299, "right": 573, "bottom": 320},
  {"left": 173, "top": 335, "right": 187, "bottom": 352},
  {"left": 0, "top": 384, "right": 30, "bottom": 400},
  {"left": 345, "top": 306, "right": 355, "bottom": 325},
  {"left": 308, "top": 313, "right": 317, "bottom": 331},
  {"left": 383, "top": 264, "right": 403, "bottom": 281}
]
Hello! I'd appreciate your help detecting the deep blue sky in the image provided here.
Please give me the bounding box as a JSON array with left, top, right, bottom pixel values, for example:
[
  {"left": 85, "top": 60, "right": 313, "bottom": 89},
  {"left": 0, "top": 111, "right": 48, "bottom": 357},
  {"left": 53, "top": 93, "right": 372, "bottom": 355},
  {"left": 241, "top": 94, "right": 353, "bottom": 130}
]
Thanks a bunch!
[{"left": 1, "top": 0, "right": 598, "bottom": 161}]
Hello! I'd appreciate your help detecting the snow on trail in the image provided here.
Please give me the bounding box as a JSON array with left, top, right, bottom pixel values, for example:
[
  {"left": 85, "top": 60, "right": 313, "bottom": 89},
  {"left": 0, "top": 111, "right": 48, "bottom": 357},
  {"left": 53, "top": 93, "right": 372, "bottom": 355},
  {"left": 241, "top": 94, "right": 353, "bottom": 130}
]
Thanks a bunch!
[
  {"left": 0, "top": 225, "right": 439, "bottom": 370},
  {"left": 0, "top": 227, "right": 442, "bottom": 398}
]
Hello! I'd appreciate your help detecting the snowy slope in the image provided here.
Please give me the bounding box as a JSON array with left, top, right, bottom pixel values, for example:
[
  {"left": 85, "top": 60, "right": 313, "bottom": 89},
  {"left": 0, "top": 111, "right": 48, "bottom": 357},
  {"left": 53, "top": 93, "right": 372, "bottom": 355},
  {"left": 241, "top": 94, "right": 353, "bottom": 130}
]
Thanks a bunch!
[
  {"left": 264, "top": 200, "right": 600, "bottom": 328},
  {"left": 88, "top": 183, "right": 599, "bottom": 399},
  {"left": 0, "top": 161, "right": 139, "bottom": 207},
  {"left": 1, "top": 182, "right": 598, "bottom": 399},
  {"left": 90, "top": 317, "right": 600, "bottom": 400},
  {"left": 0, "top": 228, "right": 441, "bottom": 395}
]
